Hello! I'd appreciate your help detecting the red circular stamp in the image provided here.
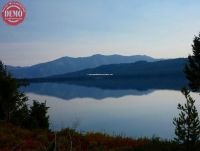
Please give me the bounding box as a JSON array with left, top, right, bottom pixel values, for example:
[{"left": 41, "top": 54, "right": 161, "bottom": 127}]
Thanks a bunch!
[{"left": 1, "top": 1, "right": 26, "bottom": 26}]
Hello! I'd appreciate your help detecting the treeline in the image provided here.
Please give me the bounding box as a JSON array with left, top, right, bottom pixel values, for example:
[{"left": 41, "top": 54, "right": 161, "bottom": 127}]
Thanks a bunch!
[{"left": 0, "top": 61, "right": 49, "bottom": 130}]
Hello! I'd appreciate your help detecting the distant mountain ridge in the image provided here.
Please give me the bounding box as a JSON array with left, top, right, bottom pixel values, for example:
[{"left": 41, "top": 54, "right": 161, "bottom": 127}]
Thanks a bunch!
[
  {"left": 47, "top": 58, "right": 186, "bottom": 80},
  {"left": 7, "top": 54, "right": 156, "bottom": 78},
  {"left": 28, "top": 58, "right": 187, "bottom": 91}
]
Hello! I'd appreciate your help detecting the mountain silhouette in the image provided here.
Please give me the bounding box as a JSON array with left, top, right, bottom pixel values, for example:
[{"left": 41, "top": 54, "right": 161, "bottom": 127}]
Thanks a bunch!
[
  {"left": 7, "top": 54, "right": 156, "bottom": 78},
  {"left": 27, "top": 58, "right": 187, "bottom": 91},
  {"left": 40, "top": 58, "right": 186, "bottom": 80}
]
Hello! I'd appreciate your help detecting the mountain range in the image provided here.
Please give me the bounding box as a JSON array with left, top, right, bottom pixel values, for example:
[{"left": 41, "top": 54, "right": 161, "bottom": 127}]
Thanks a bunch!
[
  {"left": 7, "top": 54, "right": 188, "bottom": 89},
  {"left": 26, "top": 57, "right": 188, "bottom": 92},
  {"left": 42, "top": 58, "right": 186, "bottom": 80},
  {"left": 7, "top": 54, "right": 156, "bottom": 78}
]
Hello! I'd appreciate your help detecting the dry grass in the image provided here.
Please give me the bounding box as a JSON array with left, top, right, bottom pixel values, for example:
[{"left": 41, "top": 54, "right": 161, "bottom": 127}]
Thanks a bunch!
[{"left": 1, "top": 122, "right": 193, "bottom": 151}]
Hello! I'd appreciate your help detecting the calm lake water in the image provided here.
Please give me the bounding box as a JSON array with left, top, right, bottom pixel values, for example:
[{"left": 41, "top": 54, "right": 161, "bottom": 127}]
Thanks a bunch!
[{"left": 21, "top": 82, "right": 200, "bottom": 139}]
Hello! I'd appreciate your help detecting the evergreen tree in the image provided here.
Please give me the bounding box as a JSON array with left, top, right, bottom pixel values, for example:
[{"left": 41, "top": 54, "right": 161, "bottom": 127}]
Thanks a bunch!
[
  {"left": 185, "top": 33, "right": 200, "bottom": 91},
  {"left": 173, "top": 88, "right": 200, "bottom": 151},
  {"left": 0, "top": 60, "right": 50, "bottom": 130},
  {"left": 29, "top": 100, "right": 49, "bottom": 129},
  {"left": 0, "top": 60, "right": 28, "bottom": 121}
]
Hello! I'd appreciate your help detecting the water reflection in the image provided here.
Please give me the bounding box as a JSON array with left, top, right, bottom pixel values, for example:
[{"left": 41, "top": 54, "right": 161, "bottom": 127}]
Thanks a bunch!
[
  {"left": 21, "top": 76, "right": 186, "bottom": 100},
  {"left": 26, "top": 90, "right": 188, "bottom": 139},
  {"left": 21, "top": 83, "right": 154, "bottom": 100},
  {"left": 21, "top": 82, "right": 200, "bottom": 139}
]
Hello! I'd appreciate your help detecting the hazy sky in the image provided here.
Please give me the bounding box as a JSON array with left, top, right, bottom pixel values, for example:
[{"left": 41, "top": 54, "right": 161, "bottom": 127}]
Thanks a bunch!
[{"left": 1, "top": 0, "right": 200, "bottom": 66}]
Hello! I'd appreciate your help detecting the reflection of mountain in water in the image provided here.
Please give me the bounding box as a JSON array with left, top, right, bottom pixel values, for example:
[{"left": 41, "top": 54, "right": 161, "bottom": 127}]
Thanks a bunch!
[
  {"left": 21, "top": 77, "right": 186, "bottom": 100},
  {"left": 64, "top": 77, "right": 186, "bottom": 90},
  {"left": 21, "top": 82, "right": 154, "bottom": 100}
]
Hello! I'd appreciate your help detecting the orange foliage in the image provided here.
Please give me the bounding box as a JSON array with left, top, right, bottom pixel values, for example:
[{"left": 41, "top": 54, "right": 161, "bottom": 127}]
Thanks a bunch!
[{"left": 0, "top": 122, "right": 147, "bottom": 151}]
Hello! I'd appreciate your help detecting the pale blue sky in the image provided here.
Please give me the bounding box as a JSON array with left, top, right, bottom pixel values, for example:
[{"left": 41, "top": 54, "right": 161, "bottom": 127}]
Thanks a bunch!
[{"left": 1, "top": 0, "right": 200, "bottom": 66}]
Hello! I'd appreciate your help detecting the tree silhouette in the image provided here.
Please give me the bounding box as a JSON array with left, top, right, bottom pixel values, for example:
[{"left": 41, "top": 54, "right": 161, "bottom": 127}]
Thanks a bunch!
[
  {"left": 29, "top": 100, "right": 49, "bottom": 129},
  {"left": 174, "top": 33, "right": 200, "bottom": 150},
  {"left": 173, "top": 88, "right": 200, "bottom": 151},
  {"left": 0, "top": 60, "right": 49, "bottom": 129},
  {"left": 0, "top": 60, "right": 28, "bottom": 121},
  {"left": 185, "top": 33, "right": 200, "bottom": 91}
]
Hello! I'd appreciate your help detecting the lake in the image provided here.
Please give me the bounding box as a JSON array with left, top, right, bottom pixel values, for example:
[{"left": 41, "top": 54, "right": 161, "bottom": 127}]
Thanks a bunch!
[{"left": 21, "top": 82, "right": 200, "bottom": 139}]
